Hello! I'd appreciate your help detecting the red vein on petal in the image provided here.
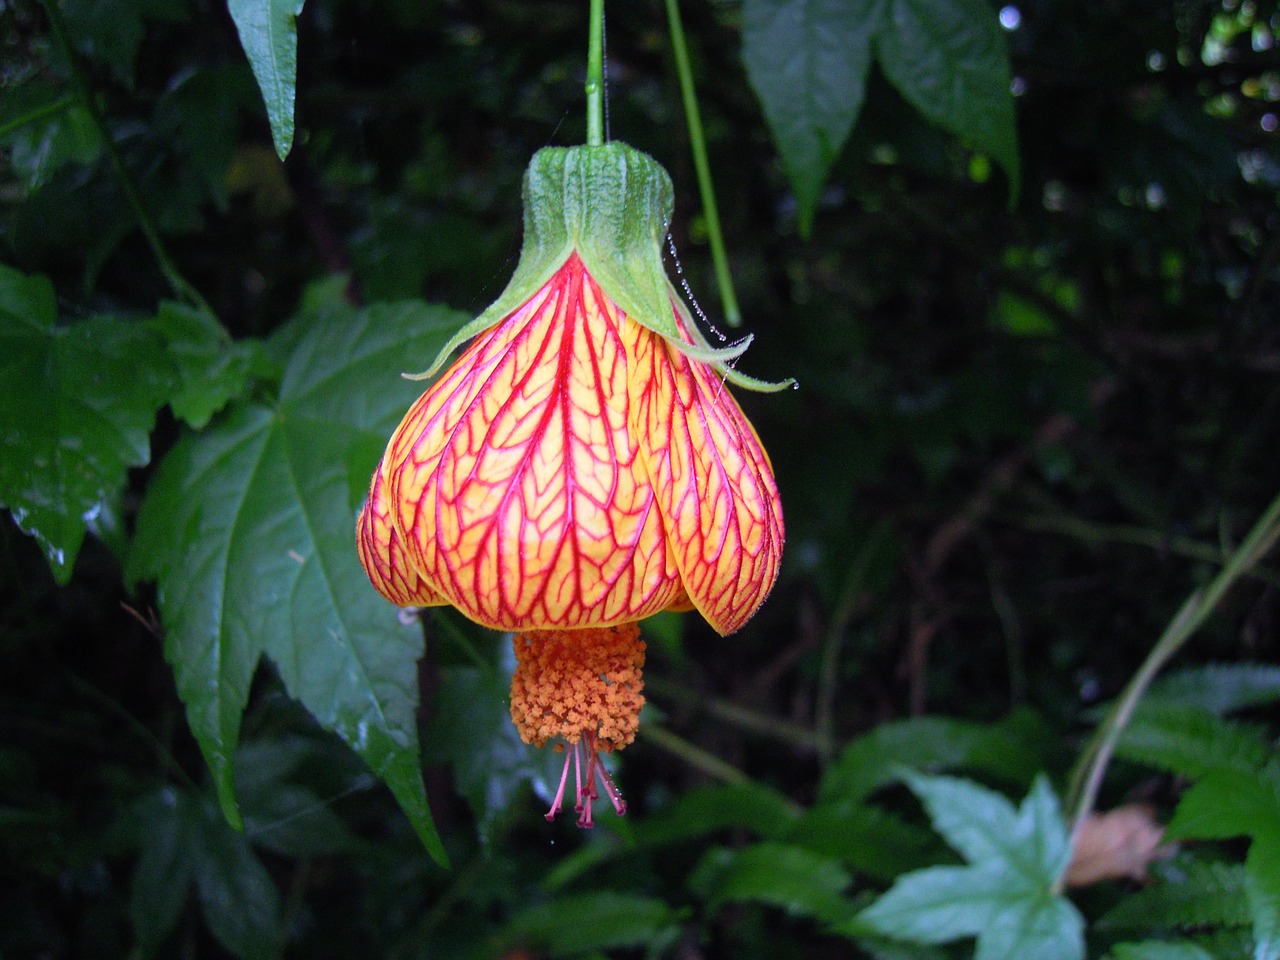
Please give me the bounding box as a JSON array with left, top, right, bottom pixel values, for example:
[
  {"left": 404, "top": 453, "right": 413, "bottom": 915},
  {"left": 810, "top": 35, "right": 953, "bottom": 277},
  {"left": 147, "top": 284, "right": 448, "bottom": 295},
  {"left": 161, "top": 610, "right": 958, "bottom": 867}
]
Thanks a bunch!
[
  {"left": 382, "top": 255, "right": 683, "bottom": 631},
  {"left": 627, "top": 305, "right": 784, "bottom": 635},
  {"left": 356, "top": 465, "right": 446, "bottom": 606}
]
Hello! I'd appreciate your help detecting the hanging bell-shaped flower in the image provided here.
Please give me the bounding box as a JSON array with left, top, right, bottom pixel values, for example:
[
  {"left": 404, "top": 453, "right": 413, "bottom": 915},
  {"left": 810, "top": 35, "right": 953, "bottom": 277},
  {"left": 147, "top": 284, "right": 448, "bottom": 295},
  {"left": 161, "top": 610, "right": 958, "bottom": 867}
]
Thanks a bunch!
[{"left": 357, "top": 142, "right": 787, "bottom": 824}]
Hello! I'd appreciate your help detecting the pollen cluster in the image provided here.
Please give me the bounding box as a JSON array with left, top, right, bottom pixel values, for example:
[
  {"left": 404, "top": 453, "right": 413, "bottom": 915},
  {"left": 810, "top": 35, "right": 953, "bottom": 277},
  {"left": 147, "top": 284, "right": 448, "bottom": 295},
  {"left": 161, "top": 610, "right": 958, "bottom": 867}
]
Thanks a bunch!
[{"left": 509, "top": 623, "right": 646, "bottom": 752}]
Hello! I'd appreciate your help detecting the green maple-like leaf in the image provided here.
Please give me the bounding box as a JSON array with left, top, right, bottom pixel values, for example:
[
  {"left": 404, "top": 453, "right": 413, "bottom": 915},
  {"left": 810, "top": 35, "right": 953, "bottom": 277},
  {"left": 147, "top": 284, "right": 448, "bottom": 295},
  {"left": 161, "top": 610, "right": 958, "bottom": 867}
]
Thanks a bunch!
[
  {"left": 0, "top": 263, "right": 172, "bottom": 583},
  {"left": 149, "top": 302, "right": 264, "bottom": 429},
  {"left": 129, "top": 297, "right": 470, "bottom": 865},
  {"left": 842, "top": 772, "right": 1084, "bottom": 960}
]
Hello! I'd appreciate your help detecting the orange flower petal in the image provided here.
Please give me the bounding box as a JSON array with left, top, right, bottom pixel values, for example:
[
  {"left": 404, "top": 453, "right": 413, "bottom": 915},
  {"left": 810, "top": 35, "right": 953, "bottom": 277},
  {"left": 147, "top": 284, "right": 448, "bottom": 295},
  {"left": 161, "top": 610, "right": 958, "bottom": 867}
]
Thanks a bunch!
[
  {"left": 384, "top": 256, "right": 683, "bottom": 630},
  {"left": 356, "top": 465, "right": 447, "bottom": 607},
  {"left": 626, "top": 304, "right": 785, "bottom": 635}
]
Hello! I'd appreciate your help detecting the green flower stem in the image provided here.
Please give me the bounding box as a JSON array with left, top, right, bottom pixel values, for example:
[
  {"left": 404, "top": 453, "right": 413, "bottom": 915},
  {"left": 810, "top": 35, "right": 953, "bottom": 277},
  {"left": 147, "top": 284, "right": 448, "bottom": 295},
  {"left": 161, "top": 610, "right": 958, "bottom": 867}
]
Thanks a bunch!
[
  {"left": 586, "top": 0, "right": 605, "bottom": 147},
  {"left": 664, "top": 0, "right": 741, "bottom": 327},
  {"left": 1060, "top": 488, "right": 1280, "bottom": 893},
  {"left": 38, "top": 0, "right": 216, "bottom": 320}
]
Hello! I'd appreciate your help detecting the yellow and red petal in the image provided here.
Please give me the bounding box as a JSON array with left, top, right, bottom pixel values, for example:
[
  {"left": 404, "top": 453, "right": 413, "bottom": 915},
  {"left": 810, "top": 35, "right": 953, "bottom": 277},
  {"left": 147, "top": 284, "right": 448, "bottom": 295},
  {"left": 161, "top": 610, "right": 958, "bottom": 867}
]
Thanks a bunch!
[
  {"left": 382, "top": 255, "right": 684, "bottom": 631},
  {"left": 625, "top": 306, "right": 785, "bottom": 636},
  {"left": 356, "top": 464, "right": 447, "bottom": 607}
]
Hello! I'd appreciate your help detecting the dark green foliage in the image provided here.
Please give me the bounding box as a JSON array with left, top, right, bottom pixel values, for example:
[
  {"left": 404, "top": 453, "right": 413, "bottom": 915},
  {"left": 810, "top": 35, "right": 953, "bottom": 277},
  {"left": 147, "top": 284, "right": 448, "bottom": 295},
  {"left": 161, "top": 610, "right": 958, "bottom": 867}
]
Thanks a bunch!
[
  {"left": 2, "top": 0, "right": 1279, "bottom": 957},
  {"left": 743, "top": 0, "right": 1017, "bottom": 234},
  {"left": 1098, "top": 859, "right": 1252, "bottom": 934},
  {"left": 0, "top": 264, "right": 172, "bottom": 582}
]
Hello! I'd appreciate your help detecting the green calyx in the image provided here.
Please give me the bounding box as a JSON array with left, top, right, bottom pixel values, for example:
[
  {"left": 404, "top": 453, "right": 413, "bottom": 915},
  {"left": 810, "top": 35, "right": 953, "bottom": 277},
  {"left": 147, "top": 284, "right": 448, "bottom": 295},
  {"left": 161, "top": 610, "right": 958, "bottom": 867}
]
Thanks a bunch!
[{"left": 407, "top": 141, "right": 792, "bottom": 392}]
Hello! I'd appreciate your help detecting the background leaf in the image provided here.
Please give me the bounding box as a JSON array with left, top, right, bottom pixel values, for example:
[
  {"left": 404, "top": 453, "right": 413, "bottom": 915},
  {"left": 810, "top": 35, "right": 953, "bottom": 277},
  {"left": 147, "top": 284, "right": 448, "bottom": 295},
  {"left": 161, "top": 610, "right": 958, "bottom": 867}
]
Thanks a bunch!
[
  {"left": 818, "top": 712, "right": 1047, "bottom": 804},
  {"left": 0, "top": 87, "right": 101, "bottom": 190},
  {"left": 741, "top": 0, "right": 880, "bottom": 235},
  {"left": 1165, "top": 769, "right": 1280, "bottom": 843},
  {"left": 1097, "top": 858, "right": 1252, "bottom": 933},
  {"left": 876, "top": 0, "right": 1019, "bottom": 192},
  {"left": 689, "top": 842, "right": 854, "bottom": 923},
  {"left": 1246, "top": 834, "right": 1280, "bottom": 960},
  {"left": 1114, "top": 703, "right": 1273, "bottom": 779},
  {"left": 422, "top": 660, "right": 568, "bottom": 842},
  {"left": 227, "top": 0, "right": 306, "bottom": 159},
  {"left": 1107, "top": 944, "right": 1218, "bottom": 960},
  {"left": 130, "top": 298, "right": 469, "bottom": 864},
  {"left": 121, "top": 786, "right": 281, "bottom": 960},
  {"left": 1165, "top": 768, "right": 1280, "bottom": 960},
  {"left": 1144, "top": 664, "right": 1280, "bottom": 716},
  {"left": 784, "top": 802, "right": 941, "bottom": 882},
  {"left": 497, "top": 892, "right": 683, "bottom": 958},
  {"left": 0, "top": 264, "right": 172, "bottom": 583},
  {"left": 632, "top": 781, "right": 800, "bottom": 846}
]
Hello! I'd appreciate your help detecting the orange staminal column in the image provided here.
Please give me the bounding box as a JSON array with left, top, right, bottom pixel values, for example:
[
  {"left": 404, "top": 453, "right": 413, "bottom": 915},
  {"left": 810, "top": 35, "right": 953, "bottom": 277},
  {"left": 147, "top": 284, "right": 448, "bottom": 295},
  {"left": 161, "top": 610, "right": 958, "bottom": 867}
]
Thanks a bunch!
[{"left": 509, "top": 623, "right": 645, "bottom": 827}]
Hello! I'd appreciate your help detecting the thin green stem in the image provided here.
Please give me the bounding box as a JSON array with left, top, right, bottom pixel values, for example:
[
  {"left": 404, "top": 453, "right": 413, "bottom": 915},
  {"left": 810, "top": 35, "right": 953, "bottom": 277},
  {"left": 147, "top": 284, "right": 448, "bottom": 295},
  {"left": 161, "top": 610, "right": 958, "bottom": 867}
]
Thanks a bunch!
[
  {"left": 430, "top": 609, "right": 492, "bottom": 673},
  {"left": 585, "top": 0, "right": 605, "bottom": 146},
  {"left": 39, "top": 0, "right": 215, "bottom": 318},
  {"left": 0, "top": 94, "right": 75, "bottom": 139},
  {"left": 1058, "top": 489, "right": 1280, "bottom": 893},
  {"left": 638, "top": 723, "right": 749, "bottom": 785},
  {"left": 664, "top": 0, "right": 742, "bottom": 327},
  {"left": 815, "top": 518, "right": 892, "bottom": 762}
]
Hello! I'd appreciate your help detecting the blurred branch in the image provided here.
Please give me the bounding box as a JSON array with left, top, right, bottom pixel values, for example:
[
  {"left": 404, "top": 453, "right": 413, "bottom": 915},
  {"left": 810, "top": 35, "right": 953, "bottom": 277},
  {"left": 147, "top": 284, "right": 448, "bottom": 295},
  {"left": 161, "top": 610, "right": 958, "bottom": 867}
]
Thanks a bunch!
[
  {"left": 902, "top": 378, "right": 1119, "bottom": 714},
  {"left": 814, "top": 518, "right": 891, "bottom": 761},
  {"left": 978, "top": 532, "right": 1029, "bottom": 708},
  {"left": 1103, "top": 327, "right": 1280, "bottom": 372},
  {"left": 1237, "top": 223, "right": 1280, "bottom": 328},
  {"left": 287, "top": 153, "right": 362, "bottom": 305},
  {"left": 1011, "top": 511, "right": 1280, "bottom": 589},
  {"left": 647, "top": 675, "right": 821, "bottom": 753}
]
